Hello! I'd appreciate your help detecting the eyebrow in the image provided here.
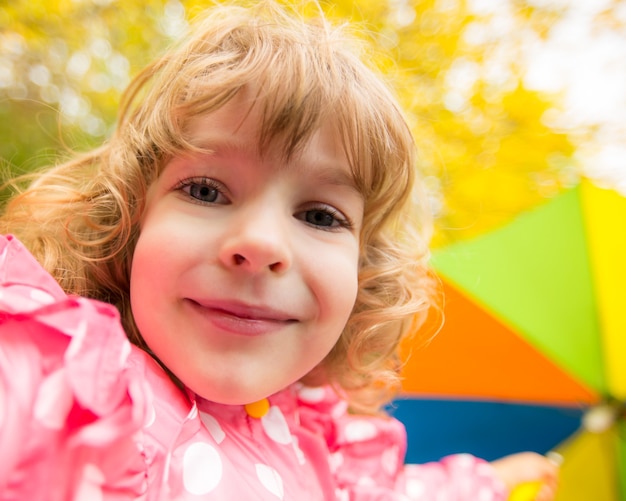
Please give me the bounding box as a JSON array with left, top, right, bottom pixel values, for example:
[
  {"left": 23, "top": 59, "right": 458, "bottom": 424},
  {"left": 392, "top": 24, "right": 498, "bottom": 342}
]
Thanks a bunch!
[
  {"left": 309, "top": 165, "right": 360, "bottom": 193},
  {"left": 189, "top": 133, "right": 362, "bottom": 196},
  {"left": 190, "top": 134, "right": 254, "bottom": 156}
]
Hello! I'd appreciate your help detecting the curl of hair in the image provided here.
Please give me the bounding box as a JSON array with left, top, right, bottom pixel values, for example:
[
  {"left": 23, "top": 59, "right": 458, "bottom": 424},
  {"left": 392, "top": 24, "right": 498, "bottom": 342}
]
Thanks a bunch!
[{"left": 0, "top": 1, "right": 443, "bottom": 414}]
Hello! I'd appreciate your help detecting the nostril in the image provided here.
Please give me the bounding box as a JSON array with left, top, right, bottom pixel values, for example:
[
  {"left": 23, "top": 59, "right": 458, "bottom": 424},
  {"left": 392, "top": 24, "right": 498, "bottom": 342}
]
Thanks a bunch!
[
  {"left": 269, "top": 262, "right": 282, "bottom": 272},
  {"left": 225, "top": 250, "right": 287, "bottom": 272}
]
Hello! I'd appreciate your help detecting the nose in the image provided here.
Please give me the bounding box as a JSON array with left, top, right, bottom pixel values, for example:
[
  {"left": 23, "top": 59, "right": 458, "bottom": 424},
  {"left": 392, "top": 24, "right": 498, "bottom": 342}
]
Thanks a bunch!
[{"left": 218, "top": 204, "right": 292, "bottom": 274}]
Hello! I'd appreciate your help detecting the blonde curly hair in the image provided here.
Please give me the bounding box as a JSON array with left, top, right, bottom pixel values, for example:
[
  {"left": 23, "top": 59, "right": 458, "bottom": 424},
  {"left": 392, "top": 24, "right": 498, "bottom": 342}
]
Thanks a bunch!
[{"left": 0, "top": 1, "right": 442, "bottom": 414}]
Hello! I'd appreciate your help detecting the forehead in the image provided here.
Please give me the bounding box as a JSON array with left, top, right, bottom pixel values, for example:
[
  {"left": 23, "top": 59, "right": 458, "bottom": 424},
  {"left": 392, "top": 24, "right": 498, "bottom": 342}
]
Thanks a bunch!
[{"left": 182, "top": 91, "right": 354, "bottom": 182}]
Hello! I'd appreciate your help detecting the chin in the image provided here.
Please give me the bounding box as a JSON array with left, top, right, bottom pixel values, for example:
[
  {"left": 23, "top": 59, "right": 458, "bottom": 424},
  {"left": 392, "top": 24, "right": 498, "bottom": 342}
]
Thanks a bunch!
[{"left": 189, "top": 379, "right": 277, "bottom": 406}]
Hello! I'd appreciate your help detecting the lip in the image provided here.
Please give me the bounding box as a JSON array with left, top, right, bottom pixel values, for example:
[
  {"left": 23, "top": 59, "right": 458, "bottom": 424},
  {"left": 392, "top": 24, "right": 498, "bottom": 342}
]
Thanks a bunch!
[{"left": 184, "top": 298, "right": 298, "bottom": 336}]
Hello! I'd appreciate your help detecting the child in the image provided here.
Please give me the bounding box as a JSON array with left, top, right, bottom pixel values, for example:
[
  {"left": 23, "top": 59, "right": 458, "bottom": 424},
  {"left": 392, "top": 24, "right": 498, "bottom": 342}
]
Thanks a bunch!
[{"left": 0, "top": 2, "right": 558, "bottom": 499}]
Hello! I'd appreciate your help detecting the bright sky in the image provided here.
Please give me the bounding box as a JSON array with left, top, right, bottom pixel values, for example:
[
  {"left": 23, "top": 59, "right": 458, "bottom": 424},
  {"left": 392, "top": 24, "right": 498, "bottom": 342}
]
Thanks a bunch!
[
  {"left": 470, "top": 0, "right": 626, "bottom": 193},
  {"left": 522, "top": 0, "right": 626, "bottom": 194}
]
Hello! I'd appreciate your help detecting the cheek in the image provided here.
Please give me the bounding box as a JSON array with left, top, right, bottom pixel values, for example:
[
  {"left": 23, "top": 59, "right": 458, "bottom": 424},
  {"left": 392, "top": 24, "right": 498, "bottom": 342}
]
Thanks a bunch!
[
  {"left": 129, "top": 229, "right": 174, "bottom": 320},
  {"left": 319, "top": 254, "right": 360, "bottom": 329},
  {"left": 129, "top": 239, "right": 155, "bottom": 329},
  {"left": 131, "top": 233, "right": 160, "bottom": 290}
]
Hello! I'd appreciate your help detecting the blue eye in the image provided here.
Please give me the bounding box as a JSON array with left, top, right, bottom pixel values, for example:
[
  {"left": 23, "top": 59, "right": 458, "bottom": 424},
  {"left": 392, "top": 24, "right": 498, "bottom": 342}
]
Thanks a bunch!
[
  {"left": 189, "top": 183, "right": 219, "bottom": 203},
  {"left": 305, "top": 209, "right": 337, "bottom": 227},
  {"left": 176, "top": 177, "right": 228, "bottom": 205},
  {"left": 297, "top": 206, "right": 352, "bottom": 230}
]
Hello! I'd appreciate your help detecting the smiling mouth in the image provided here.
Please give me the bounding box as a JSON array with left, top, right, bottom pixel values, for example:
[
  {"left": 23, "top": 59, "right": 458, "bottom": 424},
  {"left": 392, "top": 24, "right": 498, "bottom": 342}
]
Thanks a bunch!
[{"left": 185, "top": 299, "right": 297, "bottom": 336}]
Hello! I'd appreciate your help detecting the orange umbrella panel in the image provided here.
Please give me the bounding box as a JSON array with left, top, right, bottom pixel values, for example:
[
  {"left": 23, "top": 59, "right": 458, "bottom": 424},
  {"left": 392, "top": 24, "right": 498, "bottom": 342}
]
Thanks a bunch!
[{"left": 400, "top": 279, "right": 599, "bottom": 406}]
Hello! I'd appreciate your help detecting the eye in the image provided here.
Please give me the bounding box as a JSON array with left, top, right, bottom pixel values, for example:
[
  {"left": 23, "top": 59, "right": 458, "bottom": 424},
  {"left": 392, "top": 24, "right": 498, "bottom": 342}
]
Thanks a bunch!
[
  {"left": 297, "top": 206, "right": 353, "bottom": 231},
  {"left": 176, "top": 177, "right": 228, "bottom": 204},
  {"left": 189, "top": 183, "right": 219, "bottom": 203},
  {"left": 306, "top": 209, "right": 336, "bottom": 227}
]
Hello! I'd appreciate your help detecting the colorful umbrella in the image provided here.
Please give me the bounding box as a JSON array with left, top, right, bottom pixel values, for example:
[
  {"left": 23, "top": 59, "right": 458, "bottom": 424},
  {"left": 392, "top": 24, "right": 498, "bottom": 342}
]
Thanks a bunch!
[{"left": 392, "top": 179, "right": 626, "bottom": 500}]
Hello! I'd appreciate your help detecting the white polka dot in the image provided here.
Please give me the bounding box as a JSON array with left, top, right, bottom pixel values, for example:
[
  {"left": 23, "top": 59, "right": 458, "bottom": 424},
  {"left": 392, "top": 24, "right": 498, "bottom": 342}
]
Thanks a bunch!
[
  {"left": 30, "top": 288, "right": 55, "bottom": 305},
  {"left": 200, "top": 411, "right": 226, "bottom": 444},
  {"left": 297, "top": 386, "right": 326, "bottom": 403},
  {"left": 344, "top": 419, "right": 378, "bottom": 442},
  {"left": 182, "top": 442, "right": 222, "bottom": 495},
  {"left": 405, "top": 477, "right": 426, "bottom": 498},
  {"left": 74, "top": 463, "right": 105, "bottom": 501},
  {"left": 382, "top": 445, "right": 400, "bottom": 475},
  {"left": 261, "top": 406, "right": 291, "bottom": 445},
  {"left": 256, "top": 463, "right": 284, "bottom": 499},
  {"left": 34, "top": 369, "right": 73, "bottom": 429}
]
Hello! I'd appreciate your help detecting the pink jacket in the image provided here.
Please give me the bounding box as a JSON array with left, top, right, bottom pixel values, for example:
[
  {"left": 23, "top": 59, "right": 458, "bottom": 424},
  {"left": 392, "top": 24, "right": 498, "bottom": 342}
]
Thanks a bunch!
[{"left": 0, "top": 234, "right": 508, "bottom": 500}]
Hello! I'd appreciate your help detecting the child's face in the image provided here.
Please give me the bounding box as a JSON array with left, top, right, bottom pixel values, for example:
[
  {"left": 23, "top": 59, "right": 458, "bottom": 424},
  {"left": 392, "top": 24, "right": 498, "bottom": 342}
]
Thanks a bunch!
[{"left": 130, "top": 92, "right": 364, "bottom": 405}]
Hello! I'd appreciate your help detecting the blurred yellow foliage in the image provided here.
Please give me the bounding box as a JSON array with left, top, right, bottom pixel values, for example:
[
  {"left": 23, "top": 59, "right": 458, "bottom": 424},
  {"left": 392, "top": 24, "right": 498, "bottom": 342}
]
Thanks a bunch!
[{"left": 0, "top": 0, "right": 608, "bottom": 245}]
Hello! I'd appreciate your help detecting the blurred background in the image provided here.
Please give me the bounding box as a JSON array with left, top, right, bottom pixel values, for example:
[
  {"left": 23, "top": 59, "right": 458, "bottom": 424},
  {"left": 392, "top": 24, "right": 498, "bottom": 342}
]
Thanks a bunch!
[
  {"left": 1, "top": 0, "right": 624, "bottom": 247},
  {"left": 1, "top": 0, "right": 625, "bottom": 499}
]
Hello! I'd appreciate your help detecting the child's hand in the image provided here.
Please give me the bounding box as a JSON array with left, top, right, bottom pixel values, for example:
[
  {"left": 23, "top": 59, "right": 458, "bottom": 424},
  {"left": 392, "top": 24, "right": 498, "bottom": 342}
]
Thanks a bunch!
[{"left": 490, "top": 452, "right": 560, "bottom": 501}]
